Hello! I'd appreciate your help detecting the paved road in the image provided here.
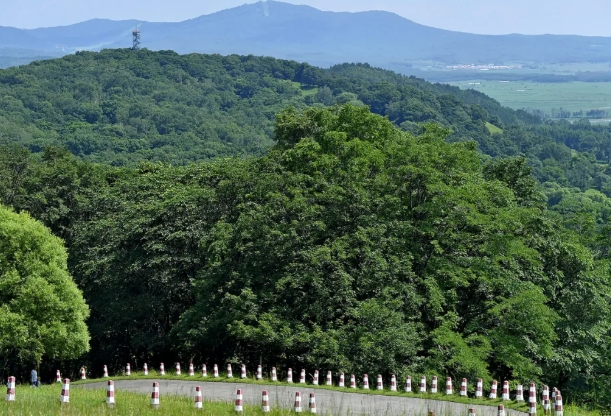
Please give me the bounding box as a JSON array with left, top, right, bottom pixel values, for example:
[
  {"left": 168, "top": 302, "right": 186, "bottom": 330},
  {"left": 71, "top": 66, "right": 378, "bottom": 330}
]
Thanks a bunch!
[{"left": 80, "top": 380, "right": 528, "bottom": 416}]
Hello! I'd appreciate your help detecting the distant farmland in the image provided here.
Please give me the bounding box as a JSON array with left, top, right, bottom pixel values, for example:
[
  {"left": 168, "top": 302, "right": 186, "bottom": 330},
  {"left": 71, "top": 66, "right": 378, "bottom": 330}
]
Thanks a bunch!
[{"left": 448, "top": 81, "right": 611, "bottom": 119}]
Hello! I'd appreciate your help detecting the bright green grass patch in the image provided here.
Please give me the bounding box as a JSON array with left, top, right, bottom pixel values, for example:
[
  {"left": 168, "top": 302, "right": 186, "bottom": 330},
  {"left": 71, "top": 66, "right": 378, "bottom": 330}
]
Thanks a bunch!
[
  {"left": 485, "top": 122, "right": 503, "bottom": 134},
  {"left": 449, "top": 80, "right": 611, "bottom": 116},
  {"left": 0, "top": 384, "right": 292, "bottom": 416}
]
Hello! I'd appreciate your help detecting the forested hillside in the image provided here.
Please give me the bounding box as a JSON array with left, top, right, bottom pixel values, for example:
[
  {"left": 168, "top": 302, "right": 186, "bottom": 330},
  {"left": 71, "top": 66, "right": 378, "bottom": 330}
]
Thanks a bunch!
[
  {"left": 3, "top": 50, "right": 611, "bottom": 410},
  {"left": 3, "top": 50, "right": 611, "bottom": 232},
  {"left": 2, "top": 106, "right": 611, "bottom": 410}
]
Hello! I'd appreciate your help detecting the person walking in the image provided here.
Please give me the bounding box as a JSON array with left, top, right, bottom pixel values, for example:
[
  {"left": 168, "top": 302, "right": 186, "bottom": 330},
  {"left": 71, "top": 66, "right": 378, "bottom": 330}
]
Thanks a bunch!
[{"left": 31, "top": 368, "right": 38, "bottom": 388}]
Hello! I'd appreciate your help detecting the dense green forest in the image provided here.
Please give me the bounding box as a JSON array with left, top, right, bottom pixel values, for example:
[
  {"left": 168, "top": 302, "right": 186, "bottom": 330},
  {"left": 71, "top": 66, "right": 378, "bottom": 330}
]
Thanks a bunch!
[{"left": 3, "top": 50, "right": 611, "bottom": 410}]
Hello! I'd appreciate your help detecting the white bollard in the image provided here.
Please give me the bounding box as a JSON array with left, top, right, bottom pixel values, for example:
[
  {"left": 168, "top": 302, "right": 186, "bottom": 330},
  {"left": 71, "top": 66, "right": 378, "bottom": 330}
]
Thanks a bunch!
[
  {"left": 194, "top": 386, "right": 203, "bottom": 409},
  {"left": 240, "top": 364, "right": 246, "bottom": 379},
  {"left": 6, "top": 376, "right": 15, "bottom": 402},
  {"left": 287, "top": 368, "right": 293, "bottom": 383},
  {"left": 300, "top": 369, "right": 306, "bottom": 384},
  {"left": 271, "top": 367, "right": 277, "bottom": 381},
  {"left": 227, "top": 364, "right": 232, "bottom": 378},
  {"left": 151, "top": 382, "right": 160, "bottom": 408},
  {"left": 202, "top": 364, "right": 207, "bottom": 377},
  {"left": 176, "top": 362, "right": 181, "bottom": 376},
  {"left": 363, "top": 374, "right": 370, "bottom": 390},
  {"left": 431, "top": 376, "right": 438, "bottom": 394},
  {"left": 214, "top": 364, "right": 219, "bottom": 378},
  {"left": 446, "top": 377, "right": 453, "bottom": 395},
  {"left": 106, "top": 380, "right": 115, "bottom": 406},
  {"left": 390, "top": 374, "right": 397, "bottom": 391},
  {"left": 405, "top": 375, "right": 412, "bottom": 392},
  {"left": 339, "top": 372, "right": 345, "bottom": 387},
  {"left": 189, "top": 363, "right": 195, "bottom": 377},
  {"left": 234, "top": 389, "right": 243, "bottom": 412},
  {"left": 502, "top": 381, "right": 510, "bottom": 401},
  {"left": 262, "top": 390, "right": 270, "bottom": 412},
  {"left": 420, "top": 375, "right": 427, "bottom": 393},
  {"left": 294, "top": 391, "right": 302, "bottom": 413},
  {"left": 257, "top": 365, "right": 262, "bottom": 380},
  {"left": 377, "top": 374, "right": 383, "bottom": 391},
  {"left": 60, "top": 379, "right": 70, "bottom": 403},
  {"left": 309, "top": 392, "right": 317, "bottom": 414},
  {"left": 143, "top": 363, "right": 148, "bottom": 376},
  {"left": 476, "top": 378, "right": 483, "bottom": 398},
  {"left": 160, "top": 362, "right": 165, "bottom": 376},
  {"left": 126, "top": 363, "right": 131, "bottom": 376},
  {"left": 313, "top": 370, "right": 319, "bottom": 385}
]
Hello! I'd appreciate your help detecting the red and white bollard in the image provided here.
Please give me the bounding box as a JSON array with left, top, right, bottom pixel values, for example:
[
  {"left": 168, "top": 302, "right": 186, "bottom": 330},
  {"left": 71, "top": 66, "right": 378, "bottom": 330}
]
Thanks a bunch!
[
  {"left": 151, "top": 382, "right": 160, "bottom": 408},
  {"left": 460, "top": 378, "right": 468, "bottom": 397},
  {"left": 555, "top": 394, "right": 563, "bottom": 416},
  {"left": 405, "top": 375, "right": 412, "bottom": 393},
  {"left": 529, "top": 383, "right": 537, "bottom": 415},
  {"left": 160, "top": 363, "right": 165, "bottom": 376},
  {"left": 195, "top": 386, "right": 202, "bottom": 409},
  {"left": 202, "top": 364, "right": 207, "bottom": 377},
  {"left": 143, "top": 363, "right": 148, "bottom": 376},
  {"left": 313, "top": 370, "right": 319, "bottom": 385},
  {"left": 106, "top": 380, "right": 115, "bottom": 406},
  {"left": 102, "top": 366, "right": 108, "bottom": 378},
  {"left": 262, "top": 390, "right": 270, "bottom": 413},
  {"left": 126, "top": 363, "right": 131, "bottom": 376},
  {"left": 498, "top": 404, "right": 506, "bottom": 416},
  {"left": 390, "top": 374, "right": 397, "bottom": 392},
  {"left": 468, "top": 408, "right": 476, "bottom": 415},
  {"left": 240, "top": 364, "right": 246, "bottom": 379},
  {"left": 257, "top": 365, "right": 262, "bottom": 380},
  {"left": 502, "top": 381, "right": 510, "bottom": 400},
  {"left": 60, "top": 379, "right": 70, "bottom": 403},
  {"left": 326, "top": 371, "right": 332, "bottom": 386},
  {"left": 56, "top": 370, "right": 62, "bottom": 383},
  {"left": 420, "top": 375, "right": 427, "bottom": 393},
  {"left": 234, "top": 389, "right": 243, "bottom": 412},
  {"left": 6, "top": 376, "right": 15, "bottom": 402},
  {"left": 339, "top": 372, "right": 345, "bottom": 388},
  {"left": 271, "top": 367, "right": 277, "bottom": 381},
  {"left": 300, "top": 369, "right": 306, "bottom": 384},
  {"left": 287, "top": 368, "right": 293, "bottom": 383},
  {"left": 517, "top": 384, "right": 524, "bottom": 402},
  {"left": 214, "top": 364, "right": 219, "bottom": 378},
  {"left": 476, "top": 378, "right": 483, "bottom": 398},
  {"left": 490, "top": 380, "right": 498, "bottom": 399},
  {"left": 544, "top": 399, "right": 551, "bottom": 415},
  {"left": 446, "top": 377, "right": 453, "bottom": 395},
  {"left": 227, "top": 364, "right": 232, "bottom": 378},
  {"left": 363, "top": 374, "right": 370, "bottom": 390},
  {"left": 350, "top": 374, "right": 356, "bottom": 389},
  {"left": 80, "top": 367, "right": 86, "bottom": 380},
  {"left": 431, "top": 376, "right": 438, "bottom": 394},
  {"left": 543, "top": 385, "right": 550, "bottom": 408},
  {"left": 294, "top": 391, "right": 302, "bottom": 413},
  {"left": 377, "top": 374, "right": 383, "bottom": 391},
  {"left": 309, "top": 392, "right": 316, "bottom": 414},
  {"left": 190, "top": 363, "right": 195, "bottom": 377},
  {"left": 176, "top": 362, "right": 181, "bottom": 376}
]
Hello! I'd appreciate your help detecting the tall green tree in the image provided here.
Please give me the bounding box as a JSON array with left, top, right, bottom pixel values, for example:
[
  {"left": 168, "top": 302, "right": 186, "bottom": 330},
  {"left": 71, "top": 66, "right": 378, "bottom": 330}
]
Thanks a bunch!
[{"left": 0, "top": 205, "right": 90, "bottom": 368}]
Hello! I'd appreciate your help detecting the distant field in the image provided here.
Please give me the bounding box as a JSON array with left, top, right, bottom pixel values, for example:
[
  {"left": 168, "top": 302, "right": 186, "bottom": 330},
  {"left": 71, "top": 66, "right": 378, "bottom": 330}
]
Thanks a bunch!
[{"left": 448, "top": 80, "right": 611, "bottom": 117}]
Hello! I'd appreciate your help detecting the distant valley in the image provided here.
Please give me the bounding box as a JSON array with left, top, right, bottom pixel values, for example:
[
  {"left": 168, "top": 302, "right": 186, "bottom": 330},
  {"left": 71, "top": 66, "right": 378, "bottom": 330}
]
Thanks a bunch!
[{"left": 2, "top": 0, "right": 611, "bottom": 77}]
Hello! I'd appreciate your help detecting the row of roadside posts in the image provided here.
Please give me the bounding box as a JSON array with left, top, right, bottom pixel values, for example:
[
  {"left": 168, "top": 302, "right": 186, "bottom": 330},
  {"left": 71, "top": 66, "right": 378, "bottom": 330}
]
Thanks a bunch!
[{"left": 6, "top": 364, "right": 566, "bottom": 415}]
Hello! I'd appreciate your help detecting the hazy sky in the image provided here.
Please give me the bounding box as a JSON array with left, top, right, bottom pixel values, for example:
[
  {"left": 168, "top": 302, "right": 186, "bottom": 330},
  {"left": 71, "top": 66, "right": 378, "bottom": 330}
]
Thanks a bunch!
[{"left": 3, "top": 0, "right": 610, "bottom": 36}]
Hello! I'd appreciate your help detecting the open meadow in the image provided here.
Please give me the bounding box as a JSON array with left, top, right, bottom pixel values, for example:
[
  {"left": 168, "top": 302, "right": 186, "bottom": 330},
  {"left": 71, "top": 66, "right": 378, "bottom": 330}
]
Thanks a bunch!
[{"left": 448, "top": 80, "right": 611, "bottom": 117}]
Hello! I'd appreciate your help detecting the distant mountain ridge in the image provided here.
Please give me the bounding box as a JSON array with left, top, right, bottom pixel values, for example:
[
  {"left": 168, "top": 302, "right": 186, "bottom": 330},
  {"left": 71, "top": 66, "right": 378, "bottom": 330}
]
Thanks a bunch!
[{"left": 2, "top": 1, "right": 611, "bottom": 69}]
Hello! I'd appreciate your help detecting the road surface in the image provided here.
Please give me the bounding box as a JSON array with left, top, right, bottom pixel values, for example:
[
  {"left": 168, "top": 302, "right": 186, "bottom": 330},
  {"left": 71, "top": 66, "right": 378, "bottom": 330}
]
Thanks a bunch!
[{"left": 80, "top": 380, "right": 528, "bottom": 415}]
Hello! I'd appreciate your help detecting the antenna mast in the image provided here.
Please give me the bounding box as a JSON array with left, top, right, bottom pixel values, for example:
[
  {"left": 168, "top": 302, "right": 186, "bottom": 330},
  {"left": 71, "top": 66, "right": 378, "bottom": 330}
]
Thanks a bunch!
[{"left": 132, "top": 27, "right": 141, "bottom": 50}]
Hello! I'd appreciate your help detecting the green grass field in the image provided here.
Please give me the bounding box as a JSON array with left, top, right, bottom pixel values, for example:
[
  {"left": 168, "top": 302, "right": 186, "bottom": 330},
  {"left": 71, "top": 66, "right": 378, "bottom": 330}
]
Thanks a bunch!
[
  {"left": 0, "top": 381, "right": 599, "bottom": 416},
  {"left": 449, "top": 80, "right": 611, "bottom": 117},
  {"left": 0, "top": 372, "right": 600, "bottom": 416}
]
